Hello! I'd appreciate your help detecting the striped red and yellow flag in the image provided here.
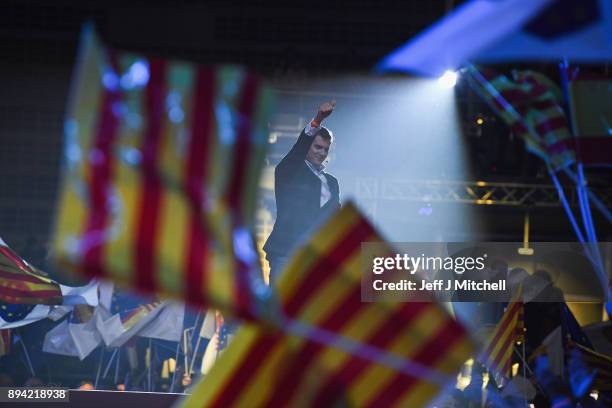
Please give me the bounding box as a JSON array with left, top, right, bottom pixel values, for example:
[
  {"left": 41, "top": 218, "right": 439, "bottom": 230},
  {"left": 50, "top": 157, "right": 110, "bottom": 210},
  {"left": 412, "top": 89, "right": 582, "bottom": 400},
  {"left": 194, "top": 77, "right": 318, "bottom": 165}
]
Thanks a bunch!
[
  {"left": 0, "top": 329, "right": 10, "bottom": 357},
  {"left": 0, "top": 238, "right": 62, "bottom": 305},
  {"left": 480, "top": 289, "right": 524, "bottom": 379},
  {"left": 182, "top": 203, "right": 474, "bottom": 407},
  {"left": 465, "top": 66, "right": 575, "bottom": 170},
  {"left": 568, "top": 71, "right": 612, "bottom": 166},
  {"left": 119, "top": 302, "right": 161, "bottom": 330},
  {"left": 52, "top": 26, "right": 274, "bottom": 318}
]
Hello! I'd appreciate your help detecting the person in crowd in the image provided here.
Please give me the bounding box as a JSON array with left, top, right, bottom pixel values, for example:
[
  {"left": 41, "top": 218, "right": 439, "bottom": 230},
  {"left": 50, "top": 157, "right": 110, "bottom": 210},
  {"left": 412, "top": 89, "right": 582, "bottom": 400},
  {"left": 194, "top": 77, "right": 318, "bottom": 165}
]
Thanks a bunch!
[{"left": 77, "top": 380, "right": 95, "bottom": 390}]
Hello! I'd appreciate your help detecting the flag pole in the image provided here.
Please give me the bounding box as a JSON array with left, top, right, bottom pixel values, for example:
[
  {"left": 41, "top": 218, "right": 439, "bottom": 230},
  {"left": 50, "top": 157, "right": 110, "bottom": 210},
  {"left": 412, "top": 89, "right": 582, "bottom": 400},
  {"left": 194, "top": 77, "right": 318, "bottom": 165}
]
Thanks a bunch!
[
  {"left": 561, "top": 167, "right": 612, "bottom": 223},
  {"left": 17, "top": 330, "right": 35, "bottom": 377},
  {"left": 522, "top": 341, "right": 527, "bottom": 406},
  {"left": 189, "top": 310, "right": 210, "bottom": 375},
  {"left": 147, "top": 338, "right": 152, "bottom": 392},
  {"left": 548, "top": 166, "right": 588, "bottom": 244},
  {"left": 114, "top": 348, "right": 121, "bottom": 386},
  {"left": 94, "top": 348, "right": 104, "bottom": 388},
  {"left": 187, "top": 311, "right": 201, "bottom": 375},
  {"left": 558, "top": 59, "right": 609, "bottom": 299},
  {"left": 103, "top": 348, "right": 118, "bottom": 379},
  {"left": 169, "top": 338, "right": 181, "bottom": 393},
  {"left": 182, "top": 328, "right": 190, "bottom": 378},
  {"left": 512, "top": 346, "right": 546, "bottom": 396}
]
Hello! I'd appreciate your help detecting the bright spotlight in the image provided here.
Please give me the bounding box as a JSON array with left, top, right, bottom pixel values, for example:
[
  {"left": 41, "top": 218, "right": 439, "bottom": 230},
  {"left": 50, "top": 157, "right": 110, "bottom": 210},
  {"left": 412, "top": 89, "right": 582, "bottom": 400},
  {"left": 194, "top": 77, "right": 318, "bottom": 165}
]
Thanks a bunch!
[{"left": 438, "top": 70, "right": 457, "bottom": 88}]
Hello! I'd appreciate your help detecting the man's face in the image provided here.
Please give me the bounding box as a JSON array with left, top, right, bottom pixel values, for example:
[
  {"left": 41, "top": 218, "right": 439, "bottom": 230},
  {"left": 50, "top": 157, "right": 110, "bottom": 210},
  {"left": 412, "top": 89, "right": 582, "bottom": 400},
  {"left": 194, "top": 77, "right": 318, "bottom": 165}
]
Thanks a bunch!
[{"left": 306, "top": 135, "right": 331, "bottom": 167}]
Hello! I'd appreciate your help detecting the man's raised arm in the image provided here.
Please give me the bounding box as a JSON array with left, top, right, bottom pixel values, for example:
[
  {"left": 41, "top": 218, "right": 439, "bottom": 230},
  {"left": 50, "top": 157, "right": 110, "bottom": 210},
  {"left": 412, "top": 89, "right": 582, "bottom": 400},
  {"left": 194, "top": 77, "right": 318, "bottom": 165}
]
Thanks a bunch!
[{"left": 277, "top": 100, "right": 336, "bottom": 172}]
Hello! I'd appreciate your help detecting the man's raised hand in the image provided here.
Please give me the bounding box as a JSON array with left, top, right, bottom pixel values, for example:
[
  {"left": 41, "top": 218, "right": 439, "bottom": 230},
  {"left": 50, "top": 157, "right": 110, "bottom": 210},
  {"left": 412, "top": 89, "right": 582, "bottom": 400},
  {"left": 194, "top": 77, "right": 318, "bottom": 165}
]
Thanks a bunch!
[{"left": 315, "top": 100, "right": 336, "bottom": 123}]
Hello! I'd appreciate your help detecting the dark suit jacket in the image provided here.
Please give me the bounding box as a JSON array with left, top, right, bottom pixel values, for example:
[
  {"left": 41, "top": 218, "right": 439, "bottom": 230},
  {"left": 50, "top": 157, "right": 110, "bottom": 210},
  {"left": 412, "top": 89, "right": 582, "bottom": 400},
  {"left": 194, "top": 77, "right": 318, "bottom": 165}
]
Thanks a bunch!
[{"left": 263, "top": 129, "right": 340, "bottom": 257}]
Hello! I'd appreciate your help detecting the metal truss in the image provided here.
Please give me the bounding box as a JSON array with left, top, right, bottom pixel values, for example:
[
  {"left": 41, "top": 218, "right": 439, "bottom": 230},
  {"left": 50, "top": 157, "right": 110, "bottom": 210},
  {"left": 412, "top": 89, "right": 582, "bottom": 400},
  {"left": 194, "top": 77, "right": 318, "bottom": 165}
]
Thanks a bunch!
[{"left": 354, "top": 178, "right": 612, "bottom": 208}]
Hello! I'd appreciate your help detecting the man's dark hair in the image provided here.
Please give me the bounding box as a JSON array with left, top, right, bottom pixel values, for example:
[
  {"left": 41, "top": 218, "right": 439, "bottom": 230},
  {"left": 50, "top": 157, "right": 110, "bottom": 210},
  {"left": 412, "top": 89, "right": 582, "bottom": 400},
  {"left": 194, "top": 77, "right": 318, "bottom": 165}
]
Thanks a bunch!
[{"left": 316, "top": 126, "right": 334, "bottom": 143}]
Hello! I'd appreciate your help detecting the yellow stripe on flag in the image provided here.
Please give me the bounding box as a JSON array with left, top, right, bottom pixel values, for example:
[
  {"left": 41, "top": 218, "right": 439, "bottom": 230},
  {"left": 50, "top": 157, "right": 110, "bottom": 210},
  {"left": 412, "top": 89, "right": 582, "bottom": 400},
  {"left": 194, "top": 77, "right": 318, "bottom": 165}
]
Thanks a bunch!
[{"left": 180, "top": 325, "right": 263, "bottom": 408}]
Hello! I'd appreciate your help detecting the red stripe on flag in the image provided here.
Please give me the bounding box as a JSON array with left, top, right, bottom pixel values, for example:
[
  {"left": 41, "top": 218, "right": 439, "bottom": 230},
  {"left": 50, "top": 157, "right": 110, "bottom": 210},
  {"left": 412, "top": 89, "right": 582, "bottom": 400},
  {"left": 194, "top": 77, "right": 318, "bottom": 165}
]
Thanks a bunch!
[
  {"left": 183, "top": 67, "right": 215, "bottom": 306},
  {"left": 499, "top": 87, "right": 548, "bottom": 107},
  {"left": 208, "top": 332, "right": 282, "bottom": 408},
  {"left": 544, "top": 139, "right": 572, "bottom": 156},
  {"left": 0, "top": 269, "right": 56, "bottom": 284},
  {"left": 226, "top": 72, "right": 259, "bottom": 215},
  {"left": 82, "top": 53, "right": 122, "bottom": 278},
  {"left": 534, "top": 116, "right": 568, "bottom": 136},
  {"left": 513, "top": 101, "right": 561, "bottom": 117},
  {"left": 568, "top": 137, "right": 612, "bottom": 165},
  {"left": 229, "top": 73, "right": 260, "bottom": 316},
  {"left": 0, "top": 287, "right": 62, "bottom": 299},
  {"left": 529, "top": 99, "right": 559, "bottom": 112},
  {"left": 0, "top": 247, "right": 32, "bottom": 272},
  {"left": 489, "top": 327, "right": 516, "bottom": 372},
  {"left": 282, "top": 218, "right": 375, "bottom": 317},
  {"left": 134, "top": 59, "right": 167, "bottom": 292},
  {"left": 367, "top": 319, "right": 465, "bottom": 407},
  {"left": 311, "top": 302, "right": 432, "bottom": 406}
]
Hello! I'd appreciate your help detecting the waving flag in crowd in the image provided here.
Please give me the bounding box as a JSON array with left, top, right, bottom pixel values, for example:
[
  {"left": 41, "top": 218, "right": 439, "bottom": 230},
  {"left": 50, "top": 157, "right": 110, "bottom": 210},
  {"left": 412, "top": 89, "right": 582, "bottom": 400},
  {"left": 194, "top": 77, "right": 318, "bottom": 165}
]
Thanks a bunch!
[
  {"left": 183, "top": 204, "right": 474, "bottom": 408},
  {"left": 0, "top": 236, "right": 98, "bottom": 330},
  {"left": 0, "top": 237, "right": 63, "bottom": 305},
  {"left": 52, "top": 25, "right": 273, "bottom": 319},
  {"left": 43, "top": 287, "right": 185, "bottom": 359},
  {"left": 0, "top": 303, "right": 52, "bottom": 329},
  {"left": 95, "top": 292, "right": 164, "bottom": 348},
  {"left": 42, "top": 305, "right": 101, "bottom": 360},
  {"left": 0, "top": 237, "right": 99, "bottom": 307},
  {"left": 464, "top": 66, "right": 575, "bottom": 170},
  {"left": 479, "top": 289, "right": 524, "bottom": 380}
]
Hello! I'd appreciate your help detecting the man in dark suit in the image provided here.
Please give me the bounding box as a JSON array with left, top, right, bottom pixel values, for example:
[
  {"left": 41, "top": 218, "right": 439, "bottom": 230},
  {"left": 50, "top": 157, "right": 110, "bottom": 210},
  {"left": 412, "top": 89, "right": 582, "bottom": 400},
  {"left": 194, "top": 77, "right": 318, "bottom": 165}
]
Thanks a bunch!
[{"left": 264, "top": 101, "right": 341, "bottom": 283}]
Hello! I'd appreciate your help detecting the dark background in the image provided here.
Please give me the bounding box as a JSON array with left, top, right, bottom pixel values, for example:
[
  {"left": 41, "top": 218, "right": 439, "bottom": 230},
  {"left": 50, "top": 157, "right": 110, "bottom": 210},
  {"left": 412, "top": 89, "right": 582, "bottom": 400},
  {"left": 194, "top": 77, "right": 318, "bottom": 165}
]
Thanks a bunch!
[{"left": 0, "top": 0, "right": 610, "bottom": 257}]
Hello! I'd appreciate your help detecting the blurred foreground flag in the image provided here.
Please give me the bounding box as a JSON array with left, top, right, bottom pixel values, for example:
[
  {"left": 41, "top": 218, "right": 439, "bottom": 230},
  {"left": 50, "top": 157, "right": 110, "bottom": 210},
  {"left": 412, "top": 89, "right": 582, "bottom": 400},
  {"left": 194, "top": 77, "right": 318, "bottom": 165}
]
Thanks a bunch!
[
  {"left": 464, "top": 66, "right": 575, "bottom": 170},
  {"left": 378, "top": 0, "right": 612, "bottom": 76},
  {"left": 52, "top": 25, "right": 274, "bottom": 318},
  {"left": 567, "top": 71, "right": 612, "bottom": 166},
  {"left": 182, "top": 204, "right": 474, "bottom": 407}
]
